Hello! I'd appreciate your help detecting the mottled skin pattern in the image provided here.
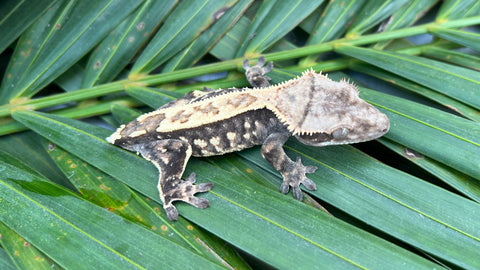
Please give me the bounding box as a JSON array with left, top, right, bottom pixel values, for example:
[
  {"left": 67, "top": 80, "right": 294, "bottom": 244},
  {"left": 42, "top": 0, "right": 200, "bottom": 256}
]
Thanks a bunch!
[{"left": 107, "top": 56, "right": 390, "bottom": 220}]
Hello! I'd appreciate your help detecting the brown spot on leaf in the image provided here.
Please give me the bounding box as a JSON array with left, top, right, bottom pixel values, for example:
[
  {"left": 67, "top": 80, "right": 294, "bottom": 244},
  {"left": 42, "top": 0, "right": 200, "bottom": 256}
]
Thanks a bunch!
[
  {"left": 48, "top": 143, "right": 56, "bottom": 151},
  {"left": 213, "top": 7, "right": 228, "bottom": 21}
]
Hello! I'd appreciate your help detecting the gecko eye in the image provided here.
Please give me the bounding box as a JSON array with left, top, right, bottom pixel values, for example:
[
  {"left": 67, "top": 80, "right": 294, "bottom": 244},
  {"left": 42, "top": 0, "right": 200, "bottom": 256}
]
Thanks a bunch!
[{"left": 332, "top": 127, "right": 349, "bottom": 139}]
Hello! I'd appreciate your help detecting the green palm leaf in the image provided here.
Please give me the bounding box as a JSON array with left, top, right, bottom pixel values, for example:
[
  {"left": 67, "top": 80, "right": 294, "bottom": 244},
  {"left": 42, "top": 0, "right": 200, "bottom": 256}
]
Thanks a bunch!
[{"left": 1, "top": 1, "right": 480, "bottom": 269}]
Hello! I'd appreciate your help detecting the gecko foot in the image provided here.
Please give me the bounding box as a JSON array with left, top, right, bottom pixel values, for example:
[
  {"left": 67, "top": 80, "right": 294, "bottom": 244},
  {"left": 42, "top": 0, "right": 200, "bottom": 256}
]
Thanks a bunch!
[
  {"left": 161, "top": 173, "right": 213, "bottom": 221},
  {"left": 279, "top": 157, "right": 317, "bottom": 201},
  {"left": 243, "top": 55, "right": 273, "bottom": 88}
]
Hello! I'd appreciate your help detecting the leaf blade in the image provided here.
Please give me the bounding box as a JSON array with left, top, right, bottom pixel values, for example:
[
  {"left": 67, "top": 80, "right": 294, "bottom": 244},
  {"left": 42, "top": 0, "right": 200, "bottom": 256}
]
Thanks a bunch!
[
  {"left": 0, "top": 0, "right": 57, "bottom": 54},
  {"left": 335, "top": 45, "right": 480, "bottom": 109},
  {"left": 0, "top": 162, "right": 225, "bottom": 270},
  {"left": 0, "top": 0, "right": 143, "bottom": 103},
  {"left": 131, "top": 0, "right": 237, "bottom": 74},
  {"left": 11, "top": 111, "right": 439, "bottom": 269}
]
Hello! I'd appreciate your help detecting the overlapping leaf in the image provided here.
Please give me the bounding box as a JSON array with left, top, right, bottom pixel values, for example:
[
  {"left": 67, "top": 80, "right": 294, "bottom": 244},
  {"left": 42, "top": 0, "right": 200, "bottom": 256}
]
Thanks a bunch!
[
  {"left": 335, "top": 45, "right": 480, "bottom": 109},
  {"left": 346, "top": 0, "right": 409, "bottom": 37},
  {"left": 162, "top": 0, "right": 252, "bottom": 71},
  {"left": 11, "top": 110, "right": 442, "bottom": 269},
  {"left": 307, "top": 0, "right": 366, "bottom": 45},
  {"left": 235, "top": 0, "right": 324, "bottom": 57},
  {"left": 380, "top": 138, "right": 480, "bottom": 203},
  {"left": 0, "top": 161, "right": 225, "bottom": 269},
  {"left": 420, "top": 46, "right": 480, "bottom": 71},
  {"left": 131, "top": 0, "right": 238, "bottom": 75},
  {"left": 349, "top": 62, "right": 480, "bottom": 121},
  {"left": 430, "top": 27, "right": 480, "bottom": 52},
  {"left": 372, "top": 0, "right": 438, "bottom": 49},
  {"left": 44, "top": 142, "right": 249, "bottom": 268},
  {"left": 1, "top": 2, "right": 480, "bottom": 269},
  {"left": 82, "top": 0, "right": 177, "bottom": 87},
  {"left": 0, "top": 221, "right": 60, "bottom": 270},
  {"left": 436, "top": 0, "right": 480, "bottom": 21},
  {"left": 0, "top": 0, "right": 57, "bottom": 54},
  {"left": 360, "top": 87, "right": 480, "bottom": 181},
  {"left": 0, "top": 0, "right": 143, "bottom": 103},
  {"left": 0, "top": 247, "right": 15, "bottom": 270}
]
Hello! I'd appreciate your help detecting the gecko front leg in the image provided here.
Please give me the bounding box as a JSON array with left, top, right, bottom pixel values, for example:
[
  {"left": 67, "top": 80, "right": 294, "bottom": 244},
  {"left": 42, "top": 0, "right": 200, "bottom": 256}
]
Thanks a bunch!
[
  {"left": 261, "top": 133, "right": 317, "bottom": 201},
  {"left": 132, "top": 139, "right": 213, "bottom": 220}
]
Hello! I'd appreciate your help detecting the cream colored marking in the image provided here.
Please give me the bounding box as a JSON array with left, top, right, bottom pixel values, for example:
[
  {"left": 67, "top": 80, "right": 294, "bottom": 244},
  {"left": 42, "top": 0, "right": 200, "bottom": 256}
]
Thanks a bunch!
[
  {"left": 160, "top": 155, "right": 170, "bottom": 165},
  {"left": 194, "top": 139, "right": 208, "bottom": 148},
  {"left": 226, "top": 132, "right": 236, "bottom": 141},
  {"left": 201, "top": 149, "right": 212, "bottom": 156},
  {"left": 179, "top": 136, "right": 189, "bottom": 142},
  {"left": 244, "top": 122, "right": 251, "bottom": 129},
  {"left": 243, "top": 133, "right": 251, "bottom": 140},
  {"left": 209, "top": 136, "right": 221, "bottom": 146},
  {"left": 106, "top": 132, "right": 122, "bottom": 143},
  {"left": 128, "top": 129, "right": 147, "bottom": 138}
]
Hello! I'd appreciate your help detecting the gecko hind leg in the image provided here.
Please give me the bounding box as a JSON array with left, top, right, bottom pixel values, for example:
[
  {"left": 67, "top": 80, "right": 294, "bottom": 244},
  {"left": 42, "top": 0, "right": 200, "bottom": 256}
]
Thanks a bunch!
[
  {"left": 132, "top": 139, "right": 213, "bottom": 220},
  {"left": 261, "top": 133, "right": 317, "bottom": 201}
]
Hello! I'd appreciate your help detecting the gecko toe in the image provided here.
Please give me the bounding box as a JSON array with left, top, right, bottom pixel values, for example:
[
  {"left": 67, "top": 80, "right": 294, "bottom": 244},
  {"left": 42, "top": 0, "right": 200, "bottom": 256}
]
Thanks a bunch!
[
  {"left": 280, "top": 182, "right": 290, "bottom": 194},
  {"left": 305, "top": 165, "right": 318, "bottom": 174},
  {"left": 303, "top": 178, "right": 317, "bottom": 190},
  {"left": 292, "top": 187, "right": 303, "bottom": 201},
  {"left": 188, "top": 197, "right": 210, "bottom": 209},
  {"left": 196, "top": 182, "right": 214, "bottom": 192},
  {"left": 185, "top": 172, "right": 196, "bottom": 183},
  {"left": 165, "top": 205, "right": 179, "bottom": 221}
]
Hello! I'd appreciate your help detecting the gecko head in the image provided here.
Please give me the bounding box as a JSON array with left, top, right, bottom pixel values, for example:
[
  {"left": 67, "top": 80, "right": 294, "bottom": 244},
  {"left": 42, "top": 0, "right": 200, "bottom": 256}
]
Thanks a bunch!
[{"left": 274, "top": 70, "right": 390, "bottom": 146}]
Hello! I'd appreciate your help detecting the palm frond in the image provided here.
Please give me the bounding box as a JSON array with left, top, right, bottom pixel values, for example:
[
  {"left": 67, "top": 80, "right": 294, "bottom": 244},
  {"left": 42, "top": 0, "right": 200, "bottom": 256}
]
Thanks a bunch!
[{"left": 1, "top": 1, "right": 480, "bottom": 269}]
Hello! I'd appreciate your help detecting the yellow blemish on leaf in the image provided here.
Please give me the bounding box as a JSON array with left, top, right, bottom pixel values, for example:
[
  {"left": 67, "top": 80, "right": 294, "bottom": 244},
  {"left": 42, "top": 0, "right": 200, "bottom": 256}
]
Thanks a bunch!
[
  {"left": 99, "top": 184, "right": 111, "bottom": 191},
  {"left": 187, "top": 225, "right": 194, "bottom": 230},
  {"left": 246, "top": 168, "right": 253, "bottom": 173},
  {"left": 161, "top": 225, "right": 168, "bottom": 231},
  {"left": 128, "top": 72, "right": 148, "bottom": 81},
  {"left": 9, "top": 97, "right": 30, "bottom": 105},
  {"left": 34, "top": 255, "right": 44, "bottom": 261},
  {"left": 70, "top": 163, "right": 76, "bottom": 168}
]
